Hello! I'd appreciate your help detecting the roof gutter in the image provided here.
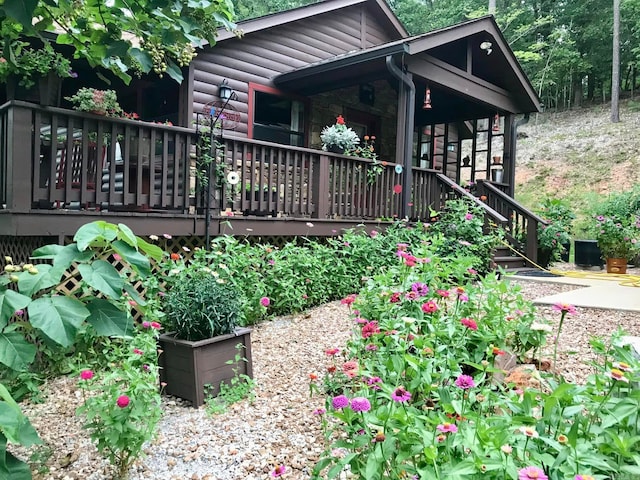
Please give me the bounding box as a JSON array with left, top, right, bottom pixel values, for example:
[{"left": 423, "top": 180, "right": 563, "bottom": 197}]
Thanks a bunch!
[{"left": 386, "top": 54, "right": 415, "bottom": 220}]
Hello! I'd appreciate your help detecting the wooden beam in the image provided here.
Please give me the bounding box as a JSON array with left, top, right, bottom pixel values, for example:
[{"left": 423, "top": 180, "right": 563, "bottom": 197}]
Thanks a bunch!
[{"left": 407, "top": 55, "right": 521, "bottom": 113}]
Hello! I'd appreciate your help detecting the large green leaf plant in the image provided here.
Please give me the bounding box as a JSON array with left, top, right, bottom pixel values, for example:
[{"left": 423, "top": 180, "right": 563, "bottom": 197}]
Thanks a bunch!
[{"left": 0, "top": 221, "right": 162, "bottom": 478}]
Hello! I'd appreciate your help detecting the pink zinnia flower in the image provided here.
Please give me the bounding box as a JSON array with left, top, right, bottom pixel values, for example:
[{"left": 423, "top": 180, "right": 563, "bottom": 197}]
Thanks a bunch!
[
  {"left": 574, "top": 476, "right": 595, "bottom": 480},
  {"left": 150, "top": 322, "right": 161, "bottom": 330},
  {"left": 332, "top": 395, "right": 349, "bottom": 409},
  {"left": 464, "top": 213, "right": 473, "bottom": 220},
  {"left": 325, "top": 348, "right": 340, "bottom": 356},
  {"left": 80, "top": 370, "right": 94, "bottom": 380},
  {"left": 367, "top": 377, "right": 382, "bottom": 390},
  {"left": 350, "top": 397, "right": 371, "bottom": 412},
  {"left": 436, "top": 422, "right": 458, "bottom": 433},
  {"left": 421, "top": 301, "right": 438, "bottom": 313},
  {"left": 518, "top": 466, "right": 548, "bottom": 480},
  {"left": 313, "top": 408, "right": 326, "bottom": 415},
  {"left": 116, "top": 395, "right": 130, "bottom": 408},
  {"left": 260, "top": 297, "right": 270, "bottom": 307},
  {"left": 552, "top": 303, "right": 576, "bottom": 315},
  {"left": 133, "top": 348, "right": 143, "bottom": 355},
  {"left": 361, "top": 321, "right": 380, "bottom": 338},
  {"left": 391, "top": 386, "right": 411, "bottom": 402},
  {"left": 436, "top": 289, "right": 450, "bottom": 298},
  {"left": 341, "top": 294, "right": 357, "bottom": 306},
  {"left": 272, "top": 465, "right": 286, "bottom": 477},
  {"left": 342, "top": 360, "right": 359, "bottom": 373},
  {"left": 455, "top": 374, "right": 475, "bottom": 389},
  {"left": 142, "top": 321, "right": 151, "bottom": 328},
  {"left": 365, "top": 343, "right": 378, "bottom": 351},
  {"left": 460, "top": 318, "right": 478, "bottom": 331},
  {"left": 389, "top": 292, "right": 401, "bottom": 303}
]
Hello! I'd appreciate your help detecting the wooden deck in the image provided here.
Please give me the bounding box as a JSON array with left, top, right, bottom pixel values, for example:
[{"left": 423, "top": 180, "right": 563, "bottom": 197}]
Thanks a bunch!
[{"left": 0, "top": 101, "right": 543, "bottom": 264}]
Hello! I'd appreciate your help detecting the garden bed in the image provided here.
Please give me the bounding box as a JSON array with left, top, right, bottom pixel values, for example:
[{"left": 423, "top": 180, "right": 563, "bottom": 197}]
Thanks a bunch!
[{"left": 13, "top": 277, "right": 640, "bottom": 479}]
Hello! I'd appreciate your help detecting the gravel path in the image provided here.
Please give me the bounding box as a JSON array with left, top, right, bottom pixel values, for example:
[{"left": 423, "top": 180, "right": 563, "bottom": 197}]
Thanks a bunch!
[{"left": 13, "top": 276, "right": 640, "bottom": 480}]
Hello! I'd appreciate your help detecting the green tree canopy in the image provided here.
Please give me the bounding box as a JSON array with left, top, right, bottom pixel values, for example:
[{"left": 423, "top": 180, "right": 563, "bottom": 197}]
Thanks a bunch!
[{"left": 0, "top": 0, "right": 237, "bottom": 84}]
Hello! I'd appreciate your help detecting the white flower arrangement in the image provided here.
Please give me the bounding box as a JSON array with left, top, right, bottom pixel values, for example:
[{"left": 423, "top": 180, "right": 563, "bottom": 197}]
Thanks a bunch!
[{"left": 320, "top": 115, "right": 360, "bottom": 153}]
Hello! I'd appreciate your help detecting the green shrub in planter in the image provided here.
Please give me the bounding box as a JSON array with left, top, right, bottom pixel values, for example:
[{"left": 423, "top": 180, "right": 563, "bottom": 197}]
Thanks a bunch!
[{"left": 164, "top": 271, "right": 245, "bottom": 341}]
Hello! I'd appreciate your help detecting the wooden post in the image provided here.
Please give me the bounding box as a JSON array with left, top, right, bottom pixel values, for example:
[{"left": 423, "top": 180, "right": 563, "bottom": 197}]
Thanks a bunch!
[
  {"left": 526, "top": 218, "right": 538, "bottom": 264},
  {"left": 311, "top": 154, "right": 329, "bottom": 219},
  {"left": 6, "top": 105, "right": 33, "bottom": 212}
]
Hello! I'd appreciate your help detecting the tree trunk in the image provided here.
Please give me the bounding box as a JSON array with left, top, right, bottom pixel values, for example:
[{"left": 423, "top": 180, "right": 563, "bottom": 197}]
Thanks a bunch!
[
  {"left": 488, "top": 0, "right": 496, "bottom": 14},
  {"left": 611, "top": 0, "right": 620, "bottom": 122},
  {"left": 573, "top": 78, "right": 583, "bottom": 108}
]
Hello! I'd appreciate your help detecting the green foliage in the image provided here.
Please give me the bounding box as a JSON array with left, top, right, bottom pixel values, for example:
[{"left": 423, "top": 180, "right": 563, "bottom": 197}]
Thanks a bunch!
[
  {"left": 0, "top": 42, "right": 71, "bottom": 88},
  {"left": 535, "top": 198, "right": 575, "bottom": 264},
  {"left": 65, "top": 88, "right": 123, "bottom": 117},
  {"left": 163, "top": 270, "right": 245, "bottom": 341},
  {"left": 310, "top": 242, "right": 640, "bottom": 479},
  {"left": 321, "top": 115, "right": 360, "bottom": 153},
  {"left": 76, "top": 324, "right": 162, "bottom": 479},
  {"left": 204, "top": 345, "right": 255, "bottom": 415},
  {"left": 0, "top": 0, "right": 237, "bottom": 84}
]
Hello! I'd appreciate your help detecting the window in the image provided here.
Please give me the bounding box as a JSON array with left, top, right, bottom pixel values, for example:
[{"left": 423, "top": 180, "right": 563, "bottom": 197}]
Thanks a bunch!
[{"left": 250, "top": 85, "right": 305, "bottom": 146}]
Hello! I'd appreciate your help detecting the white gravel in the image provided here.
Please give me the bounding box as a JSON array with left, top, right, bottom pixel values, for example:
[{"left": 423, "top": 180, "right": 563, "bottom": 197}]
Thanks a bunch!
[{"left": 12, "top": 275, "right": 640, "bottom": 480}]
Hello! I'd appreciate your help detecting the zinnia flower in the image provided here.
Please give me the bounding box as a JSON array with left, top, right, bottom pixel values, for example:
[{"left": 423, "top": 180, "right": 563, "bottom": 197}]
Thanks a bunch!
[
  {"left": 455, "top": 374, "right": 475, "bottom": 389},
  {"left": 313, "top": 408, "right": 326, "bottom": 415},
  {"left": 518, "top": 466, "right": 547, "bottom": 480},
  {"left": 421, "top": 301, "right": 438, "bottom": 313},
  {"left": 170, "top": 253, "right": 180, "bottom": 261},
  {"left": 80, "top": 370, "right": 94, "bottom": 380},
  {"left": 436, "top": 423, "right": 458, "bottom": 433},
  {"left": 260, "top": 297, "right": 270, "bottom": 307},
  {"left": 133, "top": 348, "right": 143, "bottom": 355},
  {"left": 350, "top": 397, "right": 371, "bottom": 412},
  {"left": 608, "top": 368, "right": 629, "bottom": 383},
  {"left": 361, "top": 321, "right": 380, "bottom": 338},
  {"left": 391, "top": 386, "right": 411, "bottom": 402},
  {"left": 116, "top": 395, "right": 130, "bottom": 408},
  {"left": 552, "top": 303, "right": 576, "bottom": 315},
  {"left": 518, "top": 426, "right": 539, "bottom": 438},
  {"left": 332, "top": 395, "right": 349, "bottom": 409},
  {"left": 460, "top": 318, "right": 478, "bottom": 330},
  {"left": 272, "top": 465, "right": 286, "bottom": 477},
  {"left": 150, "top": 321, "right": 161, "bottom": 329},
  {"left": 325, "top": 348, "right": 340, "bottom": 356}
]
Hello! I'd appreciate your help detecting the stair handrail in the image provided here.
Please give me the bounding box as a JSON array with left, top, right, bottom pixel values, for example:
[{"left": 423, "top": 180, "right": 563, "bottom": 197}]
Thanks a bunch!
[
  {"left": 436, "top": 174, "right": 508, "bottom": 225},
  {"left": 477, "top": 180, "right": 548, "bottom": 263}
]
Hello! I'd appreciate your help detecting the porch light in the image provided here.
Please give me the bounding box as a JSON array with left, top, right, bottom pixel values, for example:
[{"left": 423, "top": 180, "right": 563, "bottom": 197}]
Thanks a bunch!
[
  {"left": 218, "top": 79, "right": 233, "bottom": 101},
  {"left": 422, "top": 86, "right": 432, "bottom": 110},
  {"left": 480, "top": 41, "right": 493, "bottom": 55},
  {"left": 492, "top": 113, "right": 500, "bottom": 132}
]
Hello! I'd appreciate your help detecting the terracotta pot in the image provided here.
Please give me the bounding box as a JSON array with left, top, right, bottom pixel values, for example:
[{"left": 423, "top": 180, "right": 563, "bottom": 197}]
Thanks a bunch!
[
  {"left": 492, "top": 156, "right": 502, "bottom": 165},
  {"left": 606, "top": 257, "right": 627, "bottom": 274}
]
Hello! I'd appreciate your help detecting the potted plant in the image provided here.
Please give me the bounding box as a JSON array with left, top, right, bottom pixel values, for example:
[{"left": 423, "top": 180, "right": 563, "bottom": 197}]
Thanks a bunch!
[
  {"left": 594, "top": 214, "right": 640, "bottom": 274},
  {"left": 1, "top": 42, "right": 73, "bottom": 105},
  {"left": 320, "top": 115, "right": 360, "bottom": 154},
  {"left": 158, "top": 269, "right": 252, "bottom": 407},
  {"left": 65, "top": 87, "right": 123, "bottom": 116},
  {"left": 535, "top": 198, "right": 575, "bottom": 267}
]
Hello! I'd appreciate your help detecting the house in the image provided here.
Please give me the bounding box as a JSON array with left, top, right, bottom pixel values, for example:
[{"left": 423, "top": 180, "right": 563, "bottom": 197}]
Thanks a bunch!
[{"left": 0, "top": 0, "right": 545, "bottom": 266}]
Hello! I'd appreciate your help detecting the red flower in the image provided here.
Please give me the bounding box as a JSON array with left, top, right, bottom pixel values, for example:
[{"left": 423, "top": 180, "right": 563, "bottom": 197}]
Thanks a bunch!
[
  {"left": 170, "top": 253, "right": 180, "bottom": 261},
  {"left": 80, "top": 370, "right": 94, "bottom": 380},
  {"left": 116, "top": 395, "right": 130, "bottom": 408},
  {"left": 461, "top": 318, "right": 478, "bottom": 331},
  {"left": 361, "top": 320, "right": 380, "bottom": 338},
  {"left": 336, "top": 115, "right": 345, "bottom": 125}
]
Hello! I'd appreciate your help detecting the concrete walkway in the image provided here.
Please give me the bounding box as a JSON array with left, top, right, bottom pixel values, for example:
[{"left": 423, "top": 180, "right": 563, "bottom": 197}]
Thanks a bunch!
[{"left": 510, "top": 271, "right": 640, "bottom": 312}]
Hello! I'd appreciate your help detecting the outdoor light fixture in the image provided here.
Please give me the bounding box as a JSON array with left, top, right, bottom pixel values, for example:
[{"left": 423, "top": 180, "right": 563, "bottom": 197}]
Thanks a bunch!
[
  {"left": 422, "top": 86, "right": 432, "bottom": 110},
  {"left": 492, "top": 113, "right": 500, "bottom": 132},
  {"left": 480, "top": 41, "right": 493, "bottom": 55},
  {"left": 218, "top": 79, "right": 233, "bottom": 101}
]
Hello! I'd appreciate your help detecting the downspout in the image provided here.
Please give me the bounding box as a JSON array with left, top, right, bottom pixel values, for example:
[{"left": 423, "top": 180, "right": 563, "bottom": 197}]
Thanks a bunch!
[
  {"left": 508, "top": 113, "right": 530, "bottom": 197},
  {"left": 386, "top": 55, "right": 415, "bottom": 220}
]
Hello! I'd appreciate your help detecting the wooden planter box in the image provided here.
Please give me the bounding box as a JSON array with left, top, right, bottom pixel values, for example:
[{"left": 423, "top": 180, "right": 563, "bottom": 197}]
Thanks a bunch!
[{"left": 158, "top": 327, "right": 253, "bottom": 407}]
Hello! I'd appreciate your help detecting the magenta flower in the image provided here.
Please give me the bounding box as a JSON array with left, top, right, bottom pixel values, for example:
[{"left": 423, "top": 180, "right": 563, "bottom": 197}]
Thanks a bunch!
[
  {"left": 142, "top": 321, "right": 151, "bottom": 328},
  {"left": 518, "top": 466, "right": 548, "bottom": 480},
  {"left": 133, "top": 348, "right": 143, "bottom": 355},
  {"left": 460, "top": 317, "right": 478, "bottom": 331},
  {"left": 332, "top": 395, "right": 350, "bottom": 409},
  {"left": 325, "top": 348, "right": 340, "bottom": 356},
  {"left": 350, "top": 397, "right": 371, "bottom": 412},
  {"left": 365, "top": 343, "right": 378, "bottom": 351},
  {"left": 150, "top": 321, "right": 162, "bottom": 329},
  {"left": 367, "top": 376, "right": 382, "bottom": 390},
  {"left": 14, "top": 309, "right": 24, "bottom": 316},
  {"left": 455, "top": 374, "right": 475, "bottom": 389},
  {"left": 313, "top": 408, "right": 326, "bottom": 415},
  {"left": 391, "top": 386, "right": 411, "bottom": 402},
  {"left": 272, "top": 465, "right": 286, "bottom": 477},
  {"left": 260, "top": 297, "right": 271, "bottom": 307},
  {"left": 80, "top": 370, "right": 94, "bottom": 380},
  {"left": 116, "top": 395, "right": 130, "bottom": 408},
  {"left": 436, "top": 423, "right": 458, "bottom": 433},
  {"left": 574, "top": 475, "right": 595, "bottom": 480},
  {"left": 464, "top": 213, "right": 473, "bottom": 220},
  {"left": 410, "top": 282, "right": 429, "bottom": 296},
  {"left": 421, "top": 301, "right": 438, "bottom": 313}
]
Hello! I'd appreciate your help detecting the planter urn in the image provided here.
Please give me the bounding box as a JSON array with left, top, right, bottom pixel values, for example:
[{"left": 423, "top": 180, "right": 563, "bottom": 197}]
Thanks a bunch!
[
  {"left": 158, "top": 327, "right": 253, "bottom": 407},
  {"left": 606, "top": 257, "right": 627, "bottom": 274}
]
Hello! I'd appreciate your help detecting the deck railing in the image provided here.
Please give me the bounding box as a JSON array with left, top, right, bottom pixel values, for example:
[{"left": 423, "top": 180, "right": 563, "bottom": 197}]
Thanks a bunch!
[{"left": 1, "top": 101, "right": 193, "bottom": 213}]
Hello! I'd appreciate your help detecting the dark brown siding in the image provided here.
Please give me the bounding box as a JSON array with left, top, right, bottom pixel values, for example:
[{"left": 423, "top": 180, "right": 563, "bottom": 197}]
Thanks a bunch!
[{"left": 191, "top": 4, "right": 401, "bottom": 137}]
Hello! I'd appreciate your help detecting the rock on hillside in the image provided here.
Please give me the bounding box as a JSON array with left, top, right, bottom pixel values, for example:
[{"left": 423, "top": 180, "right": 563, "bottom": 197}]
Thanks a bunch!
[{"left": 514, "top": 100, "right": 640, "bottom": 207}]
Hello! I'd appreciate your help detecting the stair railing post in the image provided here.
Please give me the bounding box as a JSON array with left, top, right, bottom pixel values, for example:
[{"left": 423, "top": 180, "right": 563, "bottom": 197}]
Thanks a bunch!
[{"left": 6, "top": 104, "right": 33, "bottom": 212}]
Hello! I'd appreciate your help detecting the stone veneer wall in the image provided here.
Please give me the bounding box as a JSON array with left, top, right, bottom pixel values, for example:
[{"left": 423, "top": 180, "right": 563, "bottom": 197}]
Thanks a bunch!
[{"left": 309, "top": 80, "right": 398, "bottom": 161}]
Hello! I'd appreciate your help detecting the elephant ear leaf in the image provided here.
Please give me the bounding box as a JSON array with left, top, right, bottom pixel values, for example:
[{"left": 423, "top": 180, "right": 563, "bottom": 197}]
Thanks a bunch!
[
  {"left": 28, "top": 297, "right": 89, "bottom": 347},
  {"left": 0, "top": 331, "right": 36, "bottom": 372},
  {"left": 86, "top": 299, "right": 134, "bottom": 337},
  {"left": 78, "top": 261, "right": 124, "bottom": 298}
]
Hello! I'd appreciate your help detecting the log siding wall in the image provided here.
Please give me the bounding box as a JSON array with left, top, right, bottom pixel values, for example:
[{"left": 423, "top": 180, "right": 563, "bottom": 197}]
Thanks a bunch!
[{"left": 191, "top": 5, "right": 400, "bottom": 138}]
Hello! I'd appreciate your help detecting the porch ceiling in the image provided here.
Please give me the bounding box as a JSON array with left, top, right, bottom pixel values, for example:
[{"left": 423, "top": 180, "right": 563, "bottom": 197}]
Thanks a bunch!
[{"left": 274, "top": 16, "right": 541, "bottom": 117}]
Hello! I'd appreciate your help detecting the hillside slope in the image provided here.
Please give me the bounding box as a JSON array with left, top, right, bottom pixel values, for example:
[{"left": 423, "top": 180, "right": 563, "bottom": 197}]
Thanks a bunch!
[{"left": 514, "top": 100, "right": 640, "bottom": 215}]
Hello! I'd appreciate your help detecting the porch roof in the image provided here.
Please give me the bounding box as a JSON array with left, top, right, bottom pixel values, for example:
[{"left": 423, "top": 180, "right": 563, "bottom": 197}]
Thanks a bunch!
[{"left": 274, "top": 16, "right": 542, "bottom": 118}]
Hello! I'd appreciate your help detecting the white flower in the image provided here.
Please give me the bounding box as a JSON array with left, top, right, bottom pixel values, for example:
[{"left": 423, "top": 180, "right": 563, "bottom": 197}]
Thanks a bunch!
[
  {"left": 530, "top": 322, "right": 553, "bottom": 332},
  {"left": 149, "top": 235, "right": 158, "bottom": 241}
]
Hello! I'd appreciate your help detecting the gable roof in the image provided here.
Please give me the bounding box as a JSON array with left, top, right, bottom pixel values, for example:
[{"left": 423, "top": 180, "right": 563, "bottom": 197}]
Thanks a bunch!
[
  {"left": 216, "top": 0, "right": 407, "bottom": 42},
  {"left": 274, "top": 15, "right": 541, "bottom": 114}
]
